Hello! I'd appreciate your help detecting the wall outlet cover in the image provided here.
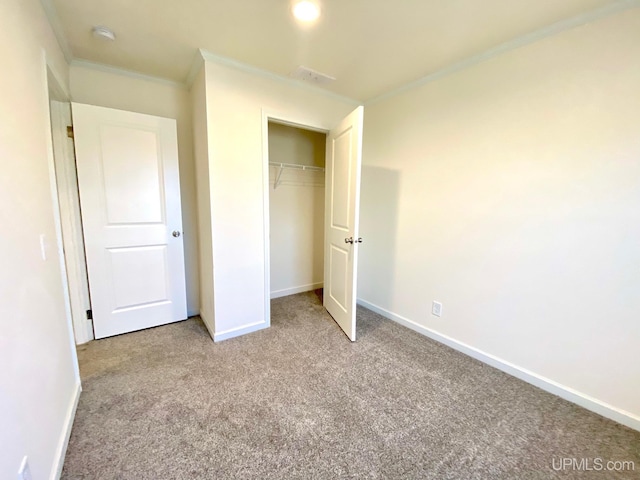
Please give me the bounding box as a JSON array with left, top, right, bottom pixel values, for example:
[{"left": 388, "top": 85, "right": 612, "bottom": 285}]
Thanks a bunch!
[{"left": 432, "top": 301, "right": 443, "bottom": 317}]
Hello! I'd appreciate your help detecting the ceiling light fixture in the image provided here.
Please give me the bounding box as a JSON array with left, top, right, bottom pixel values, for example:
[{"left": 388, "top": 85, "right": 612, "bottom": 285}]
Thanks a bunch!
[
  {"left": 92, "top": 25, "right": 116, "bottom": 41},
  {"left": 292, "top": 0, "right": 321, "bottom": 23}
]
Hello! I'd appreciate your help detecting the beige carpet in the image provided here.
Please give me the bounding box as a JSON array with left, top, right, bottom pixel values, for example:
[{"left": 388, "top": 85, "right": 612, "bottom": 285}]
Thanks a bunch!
[{"left": 62, "top": 291, "right": 639, "bottom": 479}]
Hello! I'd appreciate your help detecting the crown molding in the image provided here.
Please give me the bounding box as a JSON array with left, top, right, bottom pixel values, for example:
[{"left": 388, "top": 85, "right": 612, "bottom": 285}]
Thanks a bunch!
[
  {"left": 196, "top": 49, "right": 361, "bottom": 106},
  {"left": 71, "top": 59, "right": 187, "bottom": 90},
  {"left": 42, "top": 0, "right": 638, "bottom": 107},
  {"left": 39, "top": 0, "right": 74, "bottom": 63},
  {"left": 366, "top": 0, "right": 640, "bottom": 106}
]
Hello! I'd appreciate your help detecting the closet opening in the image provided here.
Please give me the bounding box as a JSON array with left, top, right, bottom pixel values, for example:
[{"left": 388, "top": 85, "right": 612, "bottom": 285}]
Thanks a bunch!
[{"left": 265, "top": 118, "right": 328, "bottom": 316}]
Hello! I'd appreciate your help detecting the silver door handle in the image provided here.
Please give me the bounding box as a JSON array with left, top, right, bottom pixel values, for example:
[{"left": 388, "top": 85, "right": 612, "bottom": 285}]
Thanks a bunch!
[
  {"left": 345, "top": 237, "right": 363, "bottom": 244},
  {"left": 172, "top": 231, "right": 181, "bottom": 238}
]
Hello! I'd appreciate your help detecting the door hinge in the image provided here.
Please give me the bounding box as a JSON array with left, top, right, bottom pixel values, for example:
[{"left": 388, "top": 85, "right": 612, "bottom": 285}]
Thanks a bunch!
[
  {"left": 86, "top": 309, "right": 93, "bottom": 320},
  {"left": 67, "top": 126, "right": 74, "bottom": 139}
]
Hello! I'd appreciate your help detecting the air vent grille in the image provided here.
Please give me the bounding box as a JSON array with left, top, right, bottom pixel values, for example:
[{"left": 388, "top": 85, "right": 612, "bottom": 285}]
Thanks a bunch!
[{"left": 290, "top": 66, "right": 336, "bottom": 85}]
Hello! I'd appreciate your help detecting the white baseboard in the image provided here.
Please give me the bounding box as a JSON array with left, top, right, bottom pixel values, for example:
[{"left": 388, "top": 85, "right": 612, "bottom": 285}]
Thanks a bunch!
[
  {"left": 357, "top": 298, "right": 640, "bottom": 432},
  {"left": 271, "top": 282, "right": 323, "bottom": 299},
  {"left": 214, "top": 320, "right": 269, "bottom": 342},
  {"left": 51, "top": 381, "right": 81, "bottom": 480}
]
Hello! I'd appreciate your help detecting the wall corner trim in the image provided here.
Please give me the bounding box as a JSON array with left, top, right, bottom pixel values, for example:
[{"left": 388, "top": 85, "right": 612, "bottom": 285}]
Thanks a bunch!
[
  {"left": 51, "top": 381, "right": 81, "bottom": 480},
  {"left": 357, "top": 298, "right": 640, "bottom": 433},
  {"left": 213, "top": 321, "right": 269, "bottom": 342}
]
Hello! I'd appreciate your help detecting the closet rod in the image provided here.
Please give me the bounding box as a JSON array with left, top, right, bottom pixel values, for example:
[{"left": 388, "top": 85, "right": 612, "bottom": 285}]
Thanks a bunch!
[
  {"left": 270, "top": 162, "right": 325, "bottom": 189},
  {"left": 269, "top": 162, "right": 324, "bottom": 171}
]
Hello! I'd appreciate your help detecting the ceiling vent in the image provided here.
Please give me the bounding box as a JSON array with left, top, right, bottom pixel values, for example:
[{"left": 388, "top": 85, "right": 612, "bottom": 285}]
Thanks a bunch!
[
  {"left": 290, "top": 66, "right": 336, "bottom": 85},
  {"left": 92, "top": 25, "right": 116, "bottom": 41}
]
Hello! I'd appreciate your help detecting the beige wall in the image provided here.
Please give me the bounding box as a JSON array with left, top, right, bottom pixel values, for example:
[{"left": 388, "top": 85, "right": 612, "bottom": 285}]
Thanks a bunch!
[
  {"left": 200, "top": 58, "right": 358, "bottom": 340},
  {"left": 268, "top": 124, "right": 325, "bottom": 297},
  {"left": 0, "top": 0, "right": 80, "bottom": 478},
  {"left": 70, "top": 64, "right": 200, "bottom": 316},
  {"left": 268, "top": 122, "right": 326, "bottom": 168},
  {"left": 359, "top": 8, "right": 640, "bottom": 426}
]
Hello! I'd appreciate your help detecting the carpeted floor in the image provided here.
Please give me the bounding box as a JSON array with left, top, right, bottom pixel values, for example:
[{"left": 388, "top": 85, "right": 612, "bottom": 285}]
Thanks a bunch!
[{"left": 62, "top": 291, "right": 639, "bottom": 479}]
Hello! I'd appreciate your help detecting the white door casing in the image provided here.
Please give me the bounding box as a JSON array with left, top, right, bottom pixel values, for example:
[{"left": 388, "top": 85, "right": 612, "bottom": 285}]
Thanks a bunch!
[
  {"left": 72, "top": 103, "right": 187, "bottom": 339},
  {"left": 323, "top": 106, "right": 364, "bottom": 341}
]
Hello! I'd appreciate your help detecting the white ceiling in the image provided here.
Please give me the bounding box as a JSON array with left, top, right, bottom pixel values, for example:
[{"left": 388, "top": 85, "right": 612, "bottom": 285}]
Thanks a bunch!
[{"left": 49, "top": 0, "right": 623, "bottom": 101}]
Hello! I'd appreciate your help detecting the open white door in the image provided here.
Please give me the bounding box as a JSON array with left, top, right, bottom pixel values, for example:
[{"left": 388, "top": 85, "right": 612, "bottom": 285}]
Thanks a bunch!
[
  {"left": 72, "top": 103, "right": 187, "bottom": 339},
  {"left": 324, "top": 106, "right": 364, "bottom": 341}
]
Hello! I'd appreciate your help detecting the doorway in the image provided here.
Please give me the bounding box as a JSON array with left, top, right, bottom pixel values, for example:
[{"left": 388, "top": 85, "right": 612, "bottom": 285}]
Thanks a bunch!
[
  {"left": 267, "top": 121, "right": 327, "bottom": 301},
  {"left": 72, "top": 104, "right": 188, "bottom": 339},
  {"left": 262, "top": 106, "right": 364, "bottom": 341}
]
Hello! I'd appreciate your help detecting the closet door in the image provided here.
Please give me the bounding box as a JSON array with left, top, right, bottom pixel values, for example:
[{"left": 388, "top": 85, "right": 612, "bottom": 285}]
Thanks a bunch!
[{"left": 323, "top": 106, "right": 364, "bottom": 341}]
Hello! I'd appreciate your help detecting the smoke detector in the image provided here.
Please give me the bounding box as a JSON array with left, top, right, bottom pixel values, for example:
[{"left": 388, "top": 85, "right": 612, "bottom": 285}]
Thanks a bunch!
[
  {"left": 92, "top": 26, "right": 116, "bottom": 41},
  {"left": 290, "top": 66, "right": 335, "bottom": 85}
]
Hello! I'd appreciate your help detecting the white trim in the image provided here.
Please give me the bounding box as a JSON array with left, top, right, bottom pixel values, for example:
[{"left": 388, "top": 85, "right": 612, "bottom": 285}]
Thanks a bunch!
[
  {"left": 262, "top": 109, "right": 331, "bottom": 334},
  {"left": 45, "top": 60, "right": 82, "bottom": 478},
  {"left": 366, "top": 0, "right": 640, "bottom": 106},
  {"left": 261, "top": 111, "right": 272, "bottom": 331},
  {"left": 262, "top": 110, "right": 332, "bottom": 136},
  {"left": 271, "top": 282, "right": 323, "bottom": 299},
  {"left": 51, "top": 381, "right": 81, "bottom": 480},
  {"left": 201, "top": 49, "right": 361, "bottom": 106},
  {"left": 357, "top": 298, "right": 640, "bottom": 433},
  {"left": 214, "top": 321, "right": 269, "bottom": 342},
  {"left": 39, "top": 0, "right": 74, "bottom": 63},
  {"left": 70, "top": 59, "right": 186, "bottom": 90},
  {"left": 44, "top": 57, "right": 81, "bottom": 381}
]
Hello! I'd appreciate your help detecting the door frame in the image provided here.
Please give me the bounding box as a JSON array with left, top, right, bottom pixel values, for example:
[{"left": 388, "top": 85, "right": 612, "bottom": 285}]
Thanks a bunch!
[
  {"left": 43, "top": 60, "right": 85, "bottom": 376},
  {"left": 260, "top": 109, "right": 329, "bottom": 327}
]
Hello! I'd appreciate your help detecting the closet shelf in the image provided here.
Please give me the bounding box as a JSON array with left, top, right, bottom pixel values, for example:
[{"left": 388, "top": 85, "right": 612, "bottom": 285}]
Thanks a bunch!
[{"left": 269, "top": 162, "right": 325, "bottom": 189}]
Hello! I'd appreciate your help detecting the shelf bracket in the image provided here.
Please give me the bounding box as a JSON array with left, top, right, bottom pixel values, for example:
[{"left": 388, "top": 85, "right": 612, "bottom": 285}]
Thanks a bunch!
[{"left": 274, "top": 164, "right": 285, "bottom": 189}]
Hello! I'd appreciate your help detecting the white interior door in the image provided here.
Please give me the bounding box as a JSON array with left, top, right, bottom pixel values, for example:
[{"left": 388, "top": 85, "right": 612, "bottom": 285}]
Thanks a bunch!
[
  {"left": 72, "top": 103, "right": 187, "bottom": 339},
  {"left": 324, "top": 106, "right": 364, "bottom": 341}
]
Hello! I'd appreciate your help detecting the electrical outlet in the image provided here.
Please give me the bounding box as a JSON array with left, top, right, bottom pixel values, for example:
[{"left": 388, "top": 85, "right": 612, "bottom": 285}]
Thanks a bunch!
[
  {"left": 432, "top": 301, "right": 443, "bottom": 317},
  {"left": 18, "top": 456, "right": 32, "bottom": 480}
]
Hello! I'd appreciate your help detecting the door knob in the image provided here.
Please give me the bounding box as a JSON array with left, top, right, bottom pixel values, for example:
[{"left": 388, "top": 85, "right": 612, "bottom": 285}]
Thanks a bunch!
[
  {"left": 345, "top": 237, "right": 363, "bottom": 244},
  {"left": 172, "top": 231, "right": 181, "bottom": 238}
]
